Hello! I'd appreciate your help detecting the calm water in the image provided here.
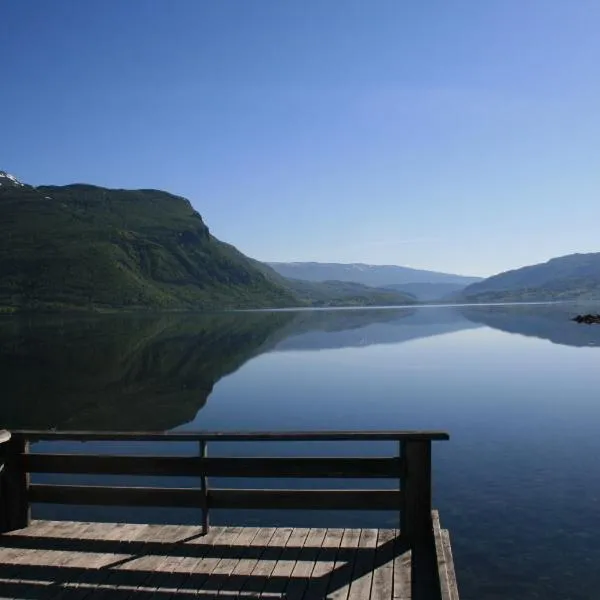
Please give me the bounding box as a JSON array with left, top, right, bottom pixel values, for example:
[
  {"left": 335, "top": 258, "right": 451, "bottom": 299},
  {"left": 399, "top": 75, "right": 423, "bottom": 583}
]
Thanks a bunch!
[{"left": 2, "top": 304, "right": 600, "bottom": 599}]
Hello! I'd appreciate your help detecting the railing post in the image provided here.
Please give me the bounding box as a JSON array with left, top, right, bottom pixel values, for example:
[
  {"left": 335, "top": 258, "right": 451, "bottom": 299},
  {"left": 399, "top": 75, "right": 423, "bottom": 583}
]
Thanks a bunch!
[
  {"left": 0, "top": 435, "right": 30, "bottom": 533},
  {"left": 401, "top": 439, "right": 432, "bottom": 544},
  {"left": 402, "top": 439, "right": 439, "bottom": 600},
  {"left": 199, "top": 440, "right": 209, "bottom": 535}
]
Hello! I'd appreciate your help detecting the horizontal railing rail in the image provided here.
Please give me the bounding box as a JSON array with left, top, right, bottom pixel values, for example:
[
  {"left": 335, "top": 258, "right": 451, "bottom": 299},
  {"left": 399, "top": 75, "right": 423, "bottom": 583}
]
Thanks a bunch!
[
  {"left": 24, "top": 454, "right": 402, "bottom": 478},
  {"left": 0, "top": 430, "right": 449, "bottom": 550},
  {"left": 12, "top": 430, "right": 450, "bottom": 442}
]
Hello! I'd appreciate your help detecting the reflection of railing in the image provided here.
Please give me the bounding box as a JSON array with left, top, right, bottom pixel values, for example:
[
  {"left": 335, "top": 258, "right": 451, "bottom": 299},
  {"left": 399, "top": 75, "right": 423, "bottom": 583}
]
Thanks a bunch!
[{"left": 0, "top": 430, "right": 448, "bottom": 544}]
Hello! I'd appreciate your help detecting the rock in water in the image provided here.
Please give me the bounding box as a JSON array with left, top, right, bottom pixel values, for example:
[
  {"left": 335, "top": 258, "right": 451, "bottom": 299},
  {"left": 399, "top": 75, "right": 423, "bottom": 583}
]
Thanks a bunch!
[{"left": 572, "top": 314, "right": 600, "bottom": 324}]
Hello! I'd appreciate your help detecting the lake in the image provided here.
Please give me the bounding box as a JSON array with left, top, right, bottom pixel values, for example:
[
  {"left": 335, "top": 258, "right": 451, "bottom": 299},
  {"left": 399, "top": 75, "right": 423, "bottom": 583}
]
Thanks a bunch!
[{"left": 1, "top": 303, "right": 600, "bottom": 600}]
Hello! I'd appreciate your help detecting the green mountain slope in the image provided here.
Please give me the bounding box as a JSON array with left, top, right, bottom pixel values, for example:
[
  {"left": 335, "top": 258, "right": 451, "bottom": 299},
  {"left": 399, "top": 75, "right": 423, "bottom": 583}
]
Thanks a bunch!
[
  {"left": 461, "top": 253, "right": 600, "bottom": 302},
  {"left": 0, "top": 176, "right": 419, "bottom": 311},
  {"left": 0, "top": 185, "right": 297, "bottom": 309},
  {"left": 0, "top": 182, "right": 298, "bottom": 311}
]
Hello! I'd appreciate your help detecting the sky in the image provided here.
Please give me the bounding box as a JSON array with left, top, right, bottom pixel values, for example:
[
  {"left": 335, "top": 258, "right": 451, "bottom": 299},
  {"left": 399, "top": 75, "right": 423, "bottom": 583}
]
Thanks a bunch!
[{"left": 2, "top": 1, "right": 600, "bottom": 277}]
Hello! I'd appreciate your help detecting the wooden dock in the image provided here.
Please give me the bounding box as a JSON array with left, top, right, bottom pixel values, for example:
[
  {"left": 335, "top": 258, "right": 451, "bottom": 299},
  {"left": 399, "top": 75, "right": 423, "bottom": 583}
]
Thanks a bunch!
[{"left": 0, "top": 430, "right": 459, "bottom": 599}]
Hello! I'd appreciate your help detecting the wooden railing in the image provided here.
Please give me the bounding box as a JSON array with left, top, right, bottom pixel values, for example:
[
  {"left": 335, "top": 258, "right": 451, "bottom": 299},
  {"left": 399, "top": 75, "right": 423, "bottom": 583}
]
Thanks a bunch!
[{"left": 0, "top": 430, "right": 448, "bottom": 549}]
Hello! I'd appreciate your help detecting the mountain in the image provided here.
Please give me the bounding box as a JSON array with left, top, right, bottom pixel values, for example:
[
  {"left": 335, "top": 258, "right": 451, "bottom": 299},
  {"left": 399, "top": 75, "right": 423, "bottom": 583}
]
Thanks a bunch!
[
  {"left": 267, "top": 262, "right": 481, "bottom": 293},
  {"left": 0, "top": 181, "right": 299, "bottom": 311},
  {"left": 382, "top": 282, "right": 472, "bottom": 301},
  {"left": 461, "top": 253, "right": 600, "bottom": 302},
  {"left": 0, "top": 177, "right": 414, "bottom": 311},
  {"left": 0, "top": 171, "right": 25, "bottom": 188},
  {"left": 283, "top": 278, "right": 416, "bottom": 306}
]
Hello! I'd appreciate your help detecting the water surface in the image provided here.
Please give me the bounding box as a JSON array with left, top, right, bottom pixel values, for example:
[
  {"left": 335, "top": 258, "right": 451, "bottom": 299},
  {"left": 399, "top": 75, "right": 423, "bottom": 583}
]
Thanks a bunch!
[{"left": 1, "top": 304, "right": 600, "bottom": 600}]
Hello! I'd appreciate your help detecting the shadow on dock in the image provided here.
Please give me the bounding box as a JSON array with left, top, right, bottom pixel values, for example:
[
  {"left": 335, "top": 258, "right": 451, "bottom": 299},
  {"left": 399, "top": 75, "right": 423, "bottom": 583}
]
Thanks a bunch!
[{"left": 0, "top": 521, "right": 446, "bottom": 599}]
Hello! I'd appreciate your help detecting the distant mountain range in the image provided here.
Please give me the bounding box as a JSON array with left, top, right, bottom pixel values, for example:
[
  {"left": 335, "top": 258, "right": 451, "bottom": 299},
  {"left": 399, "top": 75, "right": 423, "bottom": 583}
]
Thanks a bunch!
[
  {"left": 268, "top": 261, "right": 481, "bottom": 286},
  {"left": 272, "top": 253, "right": 600, "bottom": 304},
  {"left": 267, "top": 262, "right": 481, "bottom": 300},
  {"left": 461, "top": 253, "right": 600, "bottom": 302},
  {"left": 3, "top": 170, "right": 600, "bottom": 309}
]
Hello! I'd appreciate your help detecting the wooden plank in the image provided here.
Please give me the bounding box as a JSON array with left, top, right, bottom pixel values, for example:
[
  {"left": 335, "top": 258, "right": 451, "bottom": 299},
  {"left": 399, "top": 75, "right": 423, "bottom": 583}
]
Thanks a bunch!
[
  {"left": 88, "top": 524, "right": 193, "bottom": 600},
  {"left": 196, "top": 527, "right": 259, "bottom": 595},
  {"left": 3, "top": 523, "right": 150, "bottom": 600},
  {"left": 284, "top": 527, "right": 327, "bottom": 599},
  {"left": 29, "top": 484, "right": 205, "bottom": 508},
  {"left": 371, "top": 529, "right": 396, "bottom": 600},
  {"left": 327, "top": 528, "right": 362, "bottom": 600},
  {"left": 302, "top": 528, "right": 344, "bottom": 600},
  {"left": 49, "top": 523, "right": 156, "bottom": 600},
  {"left": 347, "top": 528, "right": 378, "bottom": 600},
  {"left": 432, "top": 511, "right": 450, "bottom": 600},
  {"left": 214, "top": 527, "right": 277, "bottom": 596},
  {"left": 210, "top": 488, "right": 401, "bottom": 511},
  {"left": 29, "top": 485, "right": 401, "bottom": 511},
  {"left": 4, "top": 520, "right": 98, "bottom": 600},
  {"left": 185, "top": 526, "right": 245, "bottom": 593},
  {"left": 25, "top": 454, "right": 402, "bottom": 479},
  {"left": 441, "top": 530, "right": 459, "bottom": 600},
  {"left": 260, "top": 528, "right": 311, "bottom": 598},
  {"left": 238, "top": 527, "right": 293, "bottom": 597},
  {"left": 145, "top": 526, "right": 238, "bottom": 598},
  {"left": 393, "top": 532, "right": 411, "bottom": 600},
  {"left": 0, "top": 520, "right": 67, "bottom": 596},
  {"left": 14, "top": 430, "right": 451, "bottom": 442}
]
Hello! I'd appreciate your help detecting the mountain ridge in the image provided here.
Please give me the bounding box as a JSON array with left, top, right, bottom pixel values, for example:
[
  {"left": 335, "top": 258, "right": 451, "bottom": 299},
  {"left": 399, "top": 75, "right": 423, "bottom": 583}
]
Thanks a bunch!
[
  {"left": 461, "top": 252, "right": 600, "bottom": 302},
  {"left": 0, "top": 175, "right": 415, "bottom": 312},
  {"left": 268, "top": 261, "right": 481, "bottom": 300}
]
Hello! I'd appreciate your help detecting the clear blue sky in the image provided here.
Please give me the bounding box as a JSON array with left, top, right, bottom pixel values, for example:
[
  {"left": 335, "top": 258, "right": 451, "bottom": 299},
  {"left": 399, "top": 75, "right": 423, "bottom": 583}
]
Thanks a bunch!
[{"left": 3, "top": 1, "right": 600, "bottom": 277}]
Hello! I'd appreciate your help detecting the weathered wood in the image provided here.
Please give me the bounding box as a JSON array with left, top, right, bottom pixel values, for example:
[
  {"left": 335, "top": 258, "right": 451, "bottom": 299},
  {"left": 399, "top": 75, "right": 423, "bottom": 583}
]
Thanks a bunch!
[
  {"left": 14, "top": 430, "right": 450, "bottom": 442},
  {"left": 303, "top": 528, "right": 345, "bottom": 599},
  {"left": 433, "top": 511, "right": 451, "bottom": 600},
  {"left": 0, "top": 523, "right": 457, "bottom": 600},
  {"left": 347, "top": 528, "right": 378, "bottom": 600},
  {"left": 209, "top": 488, "right": 402, "bottom": 511},
  {"left": 371, "top": 529, "right": 396, "bottom": 600},
  {"left": 238, "top": 527, "right": 293, "bottom": 596},
  {"left": 260, "top": 528, "right": 311, "bottom": 598},
  {"left": 401, "top": 440, "right": 433, "bottom": 546},
  {"left": 24, "top": 453, "right": 402, "bottom": 478},
  {"left": 29, "top": 485, "right": 401, "bottom": 511},
  {"left": 327, "top": 528, "right": 362, "bottom": 600},
  {"left": 0, "top": 437, "right": 30, "bottom": 533},
  {"left": 441, "top": 530, "right": 459, "bottom": 600},
  {"left": 199, "top": 441, "right": 209, "bottom": 535},
  {"left": 195, "top": 526, "right": 260, "bottom": 595},
  {"left": 93, "top": 524, "right": 192, "bottom": 600},
  {"left": 284, "top": 527, "right": 327, "bottom": 599},
  {"left": 190, "top": 526, "right": 245, "bottom": 592},
  {"left": 392, "top": 536, "right": 411, "bottom": 600},
  {"left": 223, "top": 526, "right": 278, "bottom": 597},
  {"left": 29, "top": 484, "right": 206, "bottom": 508},
  {"left": 149, "top": 526, "right": 237, "bottom": 597}
]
